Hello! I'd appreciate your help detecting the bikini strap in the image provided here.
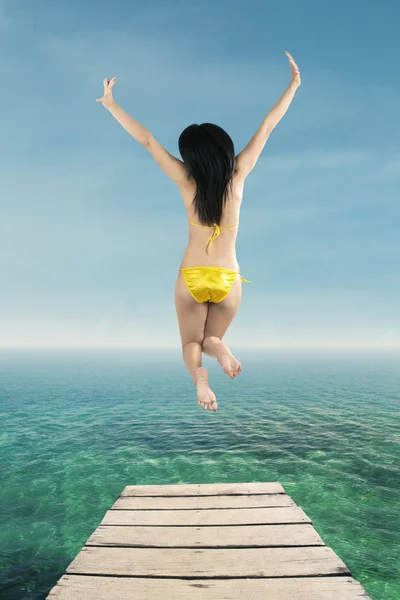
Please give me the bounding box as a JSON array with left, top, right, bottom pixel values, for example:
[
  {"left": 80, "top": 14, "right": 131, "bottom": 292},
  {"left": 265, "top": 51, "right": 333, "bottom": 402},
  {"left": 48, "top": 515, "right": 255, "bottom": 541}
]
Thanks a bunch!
[
  {"left": 188, "top": 220, "right": 238, "bottom": 230},
  {"left": 188, "top": 220, "right": 239, "bottom": 255}
]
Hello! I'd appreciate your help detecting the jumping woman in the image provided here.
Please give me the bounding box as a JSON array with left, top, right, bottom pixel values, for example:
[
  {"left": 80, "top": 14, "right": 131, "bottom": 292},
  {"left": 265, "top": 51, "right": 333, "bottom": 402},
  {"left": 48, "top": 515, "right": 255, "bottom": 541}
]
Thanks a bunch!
[{"left": 96, "top": 51, "right": 301, "bottom": 412}]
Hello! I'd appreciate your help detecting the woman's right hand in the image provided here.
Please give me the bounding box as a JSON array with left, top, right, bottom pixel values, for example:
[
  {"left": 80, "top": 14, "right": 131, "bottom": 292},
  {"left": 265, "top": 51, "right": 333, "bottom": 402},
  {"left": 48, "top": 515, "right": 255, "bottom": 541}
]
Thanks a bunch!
[
  {"left": 96, "top": 77, "right": 117, "bottom": 108},
  {"left": 285, "top": 51, "right": 301, "bottom": 87}
]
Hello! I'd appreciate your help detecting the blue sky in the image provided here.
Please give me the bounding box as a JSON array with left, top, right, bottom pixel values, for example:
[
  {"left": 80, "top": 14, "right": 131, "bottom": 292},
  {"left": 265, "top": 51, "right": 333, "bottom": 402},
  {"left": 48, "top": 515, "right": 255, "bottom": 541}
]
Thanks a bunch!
[{"left": 0, "top": 0, "right": 399, "bottom": 349}]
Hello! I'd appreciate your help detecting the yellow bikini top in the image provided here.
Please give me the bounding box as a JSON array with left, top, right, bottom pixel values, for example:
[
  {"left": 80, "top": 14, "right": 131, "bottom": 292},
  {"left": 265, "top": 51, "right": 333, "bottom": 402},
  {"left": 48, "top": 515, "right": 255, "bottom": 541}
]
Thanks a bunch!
[{"left": 188, "top": 219, "right": 238, "bottom": 254}]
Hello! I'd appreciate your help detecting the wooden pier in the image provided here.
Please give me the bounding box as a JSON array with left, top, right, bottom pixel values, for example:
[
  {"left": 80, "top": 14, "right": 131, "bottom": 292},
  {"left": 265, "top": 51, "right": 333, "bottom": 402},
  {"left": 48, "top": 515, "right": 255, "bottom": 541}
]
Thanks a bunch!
[{"left": 47, "top": 482, "right": 371, "bottom": 599}]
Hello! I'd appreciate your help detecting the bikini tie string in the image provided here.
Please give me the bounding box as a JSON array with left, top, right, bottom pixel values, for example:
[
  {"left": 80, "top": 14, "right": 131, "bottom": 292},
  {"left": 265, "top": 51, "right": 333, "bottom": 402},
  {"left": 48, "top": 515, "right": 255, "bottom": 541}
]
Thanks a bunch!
[{"left": 207, "top": 223, "right": 221, "bottom": 254}]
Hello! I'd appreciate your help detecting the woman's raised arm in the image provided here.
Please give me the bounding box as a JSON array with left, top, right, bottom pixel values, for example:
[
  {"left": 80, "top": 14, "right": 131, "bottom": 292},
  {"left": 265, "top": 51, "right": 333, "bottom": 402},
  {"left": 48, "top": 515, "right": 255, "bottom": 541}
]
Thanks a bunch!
[
  {"left": 96, "top": 77, "right": 151, "bottom": 146},
  {"left": 96, "top": 78, "right": 189, "bottom": 184},
  {"left": 235, "top": 51, "right": 301, "bottom": 179}
]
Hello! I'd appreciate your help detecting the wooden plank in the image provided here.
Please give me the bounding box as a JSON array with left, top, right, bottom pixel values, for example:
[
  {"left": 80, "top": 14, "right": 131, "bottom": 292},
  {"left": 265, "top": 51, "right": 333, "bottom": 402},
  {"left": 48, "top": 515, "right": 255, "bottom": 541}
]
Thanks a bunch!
[
  {"left": 120, "top": 482, "right": 285, "bottom": 496},
  {"left": 47, "top": 575, "right": 372, "bottom": 599},
  {"left": 87, "top": 523, "right": 324, "bottom": 548},
  {"left": 112, "top": 493, "right": 294, "bottom": 510},
  {"left": 66, "top": 546, "right": 350, "bottom": 578},
  {"left": 101, "top": 506, "right": 310, "bottom": 526}
]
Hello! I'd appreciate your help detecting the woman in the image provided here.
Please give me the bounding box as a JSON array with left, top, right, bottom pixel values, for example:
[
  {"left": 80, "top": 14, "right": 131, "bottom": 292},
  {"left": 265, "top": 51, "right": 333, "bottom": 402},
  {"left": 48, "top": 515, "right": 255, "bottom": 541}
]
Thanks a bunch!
[{"left": 96, "top": 51, "right": 301, "bottom": 412}]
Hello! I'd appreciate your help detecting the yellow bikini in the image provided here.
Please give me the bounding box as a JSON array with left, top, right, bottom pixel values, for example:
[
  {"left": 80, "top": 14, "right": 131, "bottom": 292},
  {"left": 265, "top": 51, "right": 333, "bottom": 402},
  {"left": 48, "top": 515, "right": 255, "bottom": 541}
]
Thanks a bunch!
[{"left": 180, "top": 220, "right": 251, "bottom": 304}]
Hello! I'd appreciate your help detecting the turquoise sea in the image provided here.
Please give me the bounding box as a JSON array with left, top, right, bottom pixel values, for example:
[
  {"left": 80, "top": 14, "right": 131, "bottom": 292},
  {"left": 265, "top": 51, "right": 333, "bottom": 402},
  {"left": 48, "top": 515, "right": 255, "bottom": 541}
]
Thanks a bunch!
[{"left": 1, "top": 348, "right": 399, "bottom": 600}]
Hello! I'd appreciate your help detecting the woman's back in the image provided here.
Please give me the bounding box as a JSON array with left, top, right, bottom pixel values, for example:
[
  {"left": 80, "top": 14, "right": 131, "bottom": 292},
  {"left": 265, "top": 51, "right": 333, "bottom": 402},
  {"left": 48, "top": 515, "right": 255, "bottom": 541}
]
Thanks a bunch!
[{"left": 178, "top": 171, "right": 245, "bottom": 271}]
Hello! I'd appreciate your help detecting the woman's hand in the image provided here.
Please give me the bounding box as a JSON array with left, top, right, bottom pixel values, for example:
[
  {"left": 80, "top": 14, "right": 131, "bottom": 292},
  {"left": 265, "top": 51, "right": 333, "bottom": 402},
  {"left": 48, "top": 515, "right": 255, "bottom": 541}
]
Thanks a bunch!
[
  {"left": 285, "top": 51, "right": 301, "bottom": 87},
  {"left": 96, "top": 77, "right": 117, "bottom": 108}
]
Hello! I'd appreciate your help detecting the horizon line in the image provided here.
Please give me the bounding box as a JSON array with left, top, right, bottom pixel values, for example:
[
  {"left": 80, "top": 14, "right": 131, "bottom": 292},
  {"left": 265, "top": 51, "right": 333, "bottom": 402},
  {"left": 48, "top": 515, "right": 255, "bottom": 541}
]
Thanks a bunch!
[{"left": 0, "top": 346, "right": 399, "bottom": 352}]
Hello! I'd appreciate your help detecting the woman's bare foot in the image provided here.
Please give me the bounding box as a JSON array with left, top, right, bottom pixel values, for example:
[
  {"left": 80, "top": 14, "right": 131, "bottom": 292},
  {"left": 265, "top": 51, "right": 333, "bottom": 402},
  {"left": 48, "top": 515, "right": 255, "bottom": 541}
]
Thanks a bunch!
[
  {"left": 195, "top": 367, "right": 218, "bottom": 411},
  {"left": 216, "top": 347, "right": 242, "bottom": 379}
]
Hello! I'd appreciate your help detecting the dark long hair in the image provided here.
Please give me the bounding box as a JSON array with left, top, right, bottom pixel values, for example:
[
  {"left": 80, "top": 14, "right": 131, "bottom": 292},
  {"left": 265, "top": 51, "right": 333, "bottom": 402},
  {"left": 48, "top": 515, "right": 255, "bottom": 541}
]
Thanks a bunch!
[{"left": 178, "top": 123, "right": 235, "bottom": 226}]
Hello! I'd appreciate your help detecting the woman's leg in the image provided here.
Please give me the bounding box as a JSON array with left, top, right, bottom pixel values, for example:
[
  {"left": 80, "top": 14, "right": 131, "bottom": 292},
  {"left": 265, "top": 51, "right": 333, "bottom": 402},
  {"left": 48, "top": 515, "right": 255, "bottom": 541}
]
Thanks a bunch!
[
  {"left": 175, "top": 272, "right": 218, "bottom": 411},
  {"left": 202, "top": 274, "right": 243, "bottom": 379}
]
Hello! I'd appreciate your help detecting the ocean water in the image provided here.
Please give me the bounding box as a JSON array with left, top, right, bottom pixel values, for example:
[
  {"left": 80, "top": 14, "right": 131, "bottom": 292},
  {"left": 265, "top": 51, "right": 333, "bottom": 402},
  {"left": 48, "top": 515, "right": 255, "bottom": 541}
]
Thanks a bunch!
[{"left": 0, "top": 348, "right": 399, "bottom": 600}]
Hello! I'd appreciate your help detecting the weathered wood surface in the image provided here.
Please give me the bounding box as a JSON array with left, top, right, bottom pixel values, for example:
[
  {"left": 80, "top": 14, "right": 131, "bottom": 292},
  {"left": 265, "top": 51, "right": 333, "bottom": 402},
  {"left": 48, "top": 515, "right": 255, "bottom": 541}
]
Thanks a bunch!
[
  {"left": 46, "top": 481, "right": 372, "bottom": 599},
  {"left": 120, "top": 482, "right": 285, "bottom": 496},
  {"left": 112, "top": 492, "right": 294, "bottom": 509},
  {"left": 66, "top": 545, "right": 349, "bottom": 577},
  {"left": 47, "top": 575, "right": 371, "bottom": 599},
  {"left": 101, "top": 506, "right": 311, "bottom": 526},
  {"left": 86, "top": 523, "right": 324, "bottom": 547}
]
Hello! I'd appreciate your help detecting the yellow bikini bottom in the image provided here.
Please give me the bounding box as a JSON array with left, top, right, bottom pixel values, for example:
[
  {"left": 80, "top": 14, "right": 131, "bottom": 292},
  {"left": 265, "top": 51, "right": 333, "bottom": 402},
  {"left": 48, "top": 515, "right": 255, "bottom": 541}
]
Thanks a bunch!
[{"left": 180, "top": 266, "right": 251, "bottom": 303}]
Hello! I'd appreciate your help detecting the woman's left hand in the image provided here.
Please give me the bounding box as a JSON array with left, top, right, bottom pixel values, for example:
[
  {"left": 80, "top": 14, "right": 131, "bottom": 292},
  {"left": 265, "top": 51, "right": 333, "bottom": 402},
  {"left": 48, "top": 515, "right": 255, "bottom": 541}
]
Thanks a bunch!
[
  {"left": 285, "top": 52, "right": 301, "bottom": 87},
  {"left": 96, "top": 77, "right": 117, "bottom": 108}
]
